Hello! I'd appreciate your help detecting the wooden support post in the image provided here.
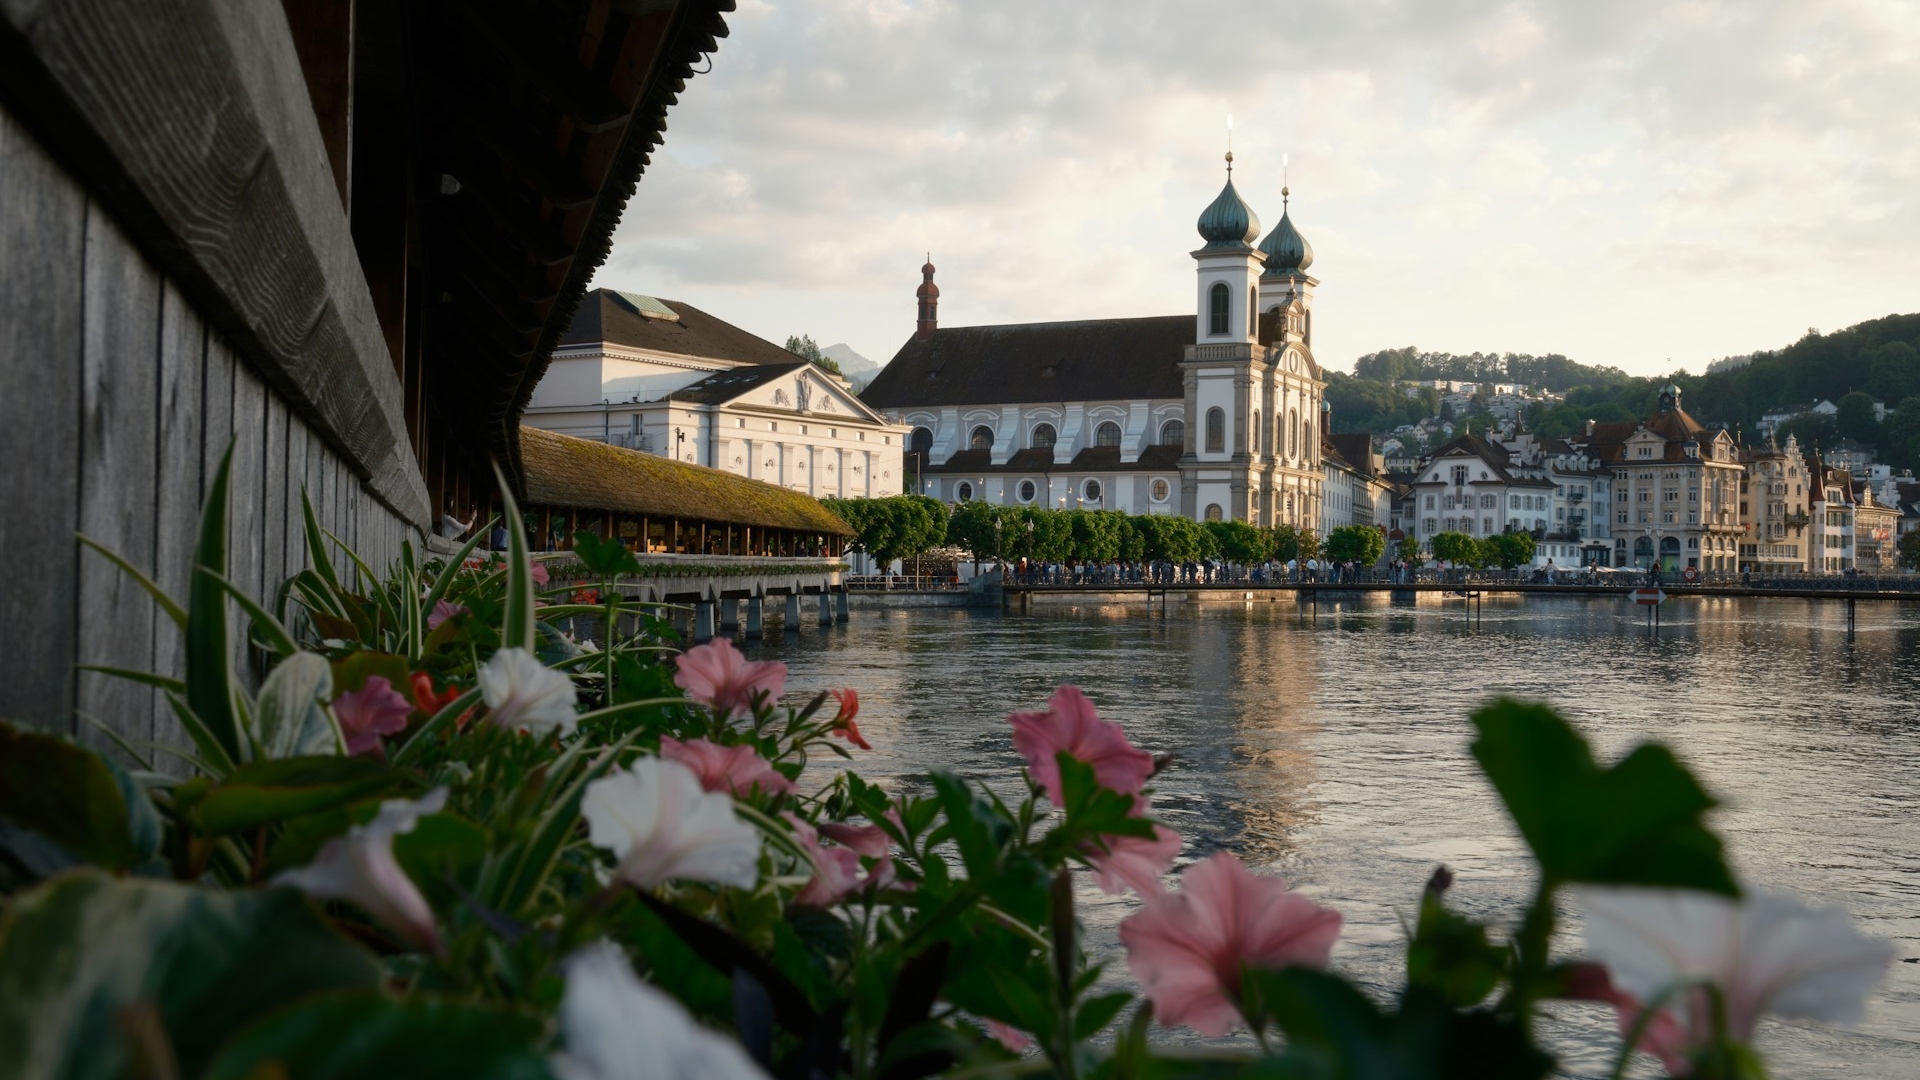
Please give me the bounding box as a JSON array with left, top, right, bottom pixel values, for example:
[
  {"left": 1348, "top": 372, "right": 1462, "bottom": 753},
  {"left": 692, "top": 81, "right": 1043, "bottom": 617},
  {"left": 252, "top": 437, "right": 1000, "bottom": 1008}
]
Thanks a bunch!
[
  {"left": 818, "top": 590, "right": 832, "bottom": 626},
  {"left": 784, "top": 592, "right": 801, "bottom": 631},
  {"left": 693, "top": 601, "right": 714, "bottom": 643},
  {"left": 719, "top": 597, "right": 739, "bottom": 631},
  {"left": 836, "top": 588, "right": 849, "bottom": 623},
  {"left": 745, "top": 596, "right": 763, "bottom": 639}
]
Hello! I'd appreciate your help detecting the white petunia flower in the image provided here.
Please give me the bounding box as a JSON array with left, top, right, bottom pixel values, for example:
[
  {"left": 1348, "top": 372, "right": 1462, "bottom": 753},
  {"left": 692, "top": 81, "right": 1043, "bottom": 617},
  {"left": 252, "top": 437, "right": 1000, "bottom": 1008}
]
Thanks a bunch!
[
  {"left": 1582, "top": 885, "right": 1893, "bottom": 1043},
  {"left": 276, "top": 787, "right": 448, "bottom": 954},
  {"left": 582, "top": 757, "right": 761, "bottom": 890},
  {"left": 553, "top": 940, "right": 766, "bottom": 1080},
  {"left": 479, "top": 646, "right": 578, "bottom": 736}
]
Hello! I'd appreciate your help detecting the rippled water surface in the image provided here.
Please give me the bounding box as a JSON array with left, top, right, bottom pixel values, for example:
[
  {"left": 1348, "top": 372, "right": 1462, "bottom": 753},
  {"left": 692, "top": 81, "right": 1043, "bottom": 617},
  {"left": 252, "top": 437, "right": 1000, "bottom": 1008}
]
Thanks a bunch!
[{"left": 748, "top": 593, "right": 1919, "bottom": 1077}]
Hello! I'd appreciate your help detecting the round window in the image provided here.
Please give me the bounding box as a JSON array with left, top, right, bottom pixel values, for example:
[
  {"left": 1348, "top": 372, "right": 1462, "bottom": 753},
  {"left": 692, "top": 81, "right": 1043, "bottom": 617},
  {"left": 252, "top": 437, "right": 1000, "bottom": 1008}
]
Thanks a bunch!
[
  {"left": 1084, "top": 479, "right": 1102, "bottom": 501},
  {"left": 1151, "top": 478, "right": 1169, "bottom": 502},
  {"left": 1018, "top": 480, "right": 1036, "bottom": 503},
  {"left": 956, "top": 481, "right": 973, "bottom": 502}
]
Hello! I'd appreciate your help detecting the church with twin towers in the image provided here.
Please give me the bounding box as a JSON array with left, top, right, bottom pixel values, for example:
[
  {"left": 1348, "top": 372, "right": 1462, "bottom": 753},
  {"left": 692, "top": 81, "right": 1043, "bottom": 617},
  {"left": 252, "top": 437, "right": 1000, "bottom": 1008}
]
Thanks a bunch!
[{"left": 861, "top": 154, "right": 1329, "bottom": 530}]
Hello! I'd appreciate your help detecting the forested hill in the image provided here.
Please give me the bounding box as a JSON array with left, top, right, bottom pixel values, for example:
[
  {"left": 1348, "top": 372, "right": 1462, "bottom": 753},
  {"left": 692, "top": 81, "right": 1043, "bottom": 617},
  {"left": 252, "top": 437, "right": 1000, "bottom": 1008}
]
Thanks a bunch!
[{"left": 1326, "top": 313, "right": 1920, "bottom": 470}]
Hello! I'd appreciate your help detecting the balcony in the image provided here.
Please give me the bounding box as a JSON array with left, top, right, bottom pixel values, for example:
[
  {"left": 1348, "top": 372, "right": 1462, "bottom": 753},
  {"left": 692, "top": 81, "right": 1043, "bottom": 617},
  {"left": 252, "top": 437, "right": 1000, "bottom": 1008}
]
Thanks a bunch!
[
  {"left": 1568, "top": 490, "right": 1586, "bottom": 503},
  {"left": 1184, "top": 342, "right": 1254, "bottom": 363},
  {"left": 1783, "top": 511, "right": 1812, "bottom": 529}
]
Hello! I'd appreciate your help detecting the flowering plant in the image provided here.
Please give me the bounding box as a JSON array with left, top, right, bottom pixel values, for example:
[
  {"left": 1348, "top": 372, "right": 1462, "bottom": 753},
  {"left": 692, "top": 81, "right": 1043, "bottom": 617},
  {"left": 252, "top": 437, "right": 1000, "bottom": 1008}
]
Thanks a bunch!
[{"left": 0, "top": 451, "right": 1889, "bottom": 1079}]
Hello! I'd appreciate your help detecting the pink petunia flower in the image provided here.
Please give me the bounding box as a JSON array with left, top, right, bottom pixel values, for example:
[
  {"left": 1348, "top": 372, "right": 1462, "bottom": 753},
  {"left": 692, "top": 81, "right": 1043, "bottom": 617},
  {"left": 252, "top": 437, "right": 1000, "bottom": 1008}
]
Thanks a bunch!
[
  {"left": 786, "top": 814, "right": 866, "bottom": 907},
  {"left": 673, "top": 638, "right": 787, "bottom": 718},
  {"left": 660, "top": 736, "right": 795, "bottom": 797},
  {"left": 1118, "top": 852, "right": 1342, "bottom": 1036},
  {"left": 981, "top": 1018, "right": 1033, "bottom": 1053},
  {"left": 1009, "top": 685, "right": 1155, "bottom": 805},
  {"left": 427, "top": 598, "right": 466, "bottom": 630},
  {"left": 827, "top": 688, "right": 871, "bottom": 749},
  {"left": 1086, "top": 821, "right": 1182, "bottom": 896},
  {"left": 333, "top": 676, "right": 414, "bottom": 756},
  {"left": 529, "top": 560, "right": 551, "bottom": 587}
]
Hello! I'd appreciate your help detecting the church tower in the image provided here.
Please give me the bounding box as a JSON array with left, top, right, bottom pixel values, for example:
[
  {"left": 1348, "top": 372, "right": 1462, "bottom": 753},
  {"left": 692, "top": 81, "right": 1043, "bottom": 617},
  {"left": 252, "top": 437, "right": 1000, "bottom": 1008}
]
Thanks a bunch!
[
  {"left": 1181, "top": 153, "right": 1266, "bottom": 522},
  {"left": 1257, "top": 185, "right": 1316, "bottom": 346},
  {"left": 915, "top": 257, "right": 939, "bottom": 340}
]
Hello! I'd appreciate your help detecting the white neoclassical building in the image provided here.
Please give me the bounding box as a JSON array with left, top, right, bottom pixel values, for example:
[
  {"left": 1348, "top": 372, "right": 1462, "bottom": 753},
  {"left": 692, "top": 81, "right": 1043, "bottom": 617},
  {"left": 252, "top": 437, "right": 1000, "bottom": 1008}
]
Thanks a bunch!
[
  {"left": 523, "top": 289, "right": 910, "bottom": 499},
  {"left": 862, "top": 159, "right": 1328, "bottom": 528}
]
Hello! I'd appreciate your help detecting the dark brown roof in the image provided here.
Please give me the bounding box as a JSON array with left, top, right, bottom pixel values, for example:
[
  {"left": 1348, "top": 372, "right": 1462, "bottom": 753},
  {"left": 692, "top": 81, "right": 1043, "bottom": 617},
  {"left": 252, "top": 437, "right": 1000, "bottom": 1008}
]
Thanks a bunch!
[
  {"left": 922, "top": 442, "right": 1184, "bottom": 474},
  {"left": 1327, "top": 433, "right": 1374, "bottom": 477},
  {"left": 862, "top": 316, "right": 1192, "bottom": 409},
  {"left": 667, "top": 362, "right": 807, "bottom": 403},
  {"left": 562, "top": 290, "right": 803, "bottom": 366},
  {"left": 519, "top": 426, "right": 852, "bottom": 534}
]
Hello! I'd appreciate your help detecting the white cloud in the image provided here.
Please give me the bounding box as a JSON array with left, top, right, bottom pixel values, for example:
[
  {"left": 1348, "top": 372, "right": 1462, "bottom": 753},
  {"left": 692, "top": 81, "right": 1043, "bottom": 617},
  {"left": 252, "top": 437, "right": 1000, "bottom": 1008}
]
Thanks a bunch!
[{"left": 596, "top": 0, "right": 1920, "bottom": 376}]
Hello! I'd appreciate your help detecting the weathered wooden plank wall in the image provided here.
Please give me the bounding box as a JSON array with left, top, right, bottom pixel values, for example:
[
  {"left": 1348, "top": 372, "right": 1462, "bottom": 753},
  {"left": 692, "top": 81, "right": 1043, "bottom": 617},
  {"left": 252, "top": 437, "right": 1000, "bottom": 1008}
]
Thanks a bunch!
[{"left": 0, "top": 104, "right": 417, "bottom": 755}]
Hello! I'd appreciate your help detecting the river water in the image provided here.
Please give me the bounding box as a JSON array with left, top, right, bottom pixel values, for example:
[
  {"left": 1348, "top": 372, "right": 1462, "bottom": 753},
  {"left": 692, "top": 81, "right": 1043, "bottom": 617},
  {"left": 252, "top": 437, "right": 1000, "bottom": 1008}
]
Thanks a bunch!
[{"left": 749, "top": 593, "right": 1919, "bottom": 1077}]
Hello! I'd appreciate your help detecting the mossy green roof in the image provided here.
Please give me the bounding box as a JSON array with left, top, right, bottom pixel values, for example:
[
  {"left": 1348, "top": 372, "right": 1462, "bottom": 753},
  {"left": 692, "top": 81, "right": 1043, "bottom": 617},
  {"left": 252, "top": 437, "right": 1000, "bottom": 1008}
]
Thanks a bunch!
[{"left": 519, "top": 426, "right": 853, "bottom": 535}]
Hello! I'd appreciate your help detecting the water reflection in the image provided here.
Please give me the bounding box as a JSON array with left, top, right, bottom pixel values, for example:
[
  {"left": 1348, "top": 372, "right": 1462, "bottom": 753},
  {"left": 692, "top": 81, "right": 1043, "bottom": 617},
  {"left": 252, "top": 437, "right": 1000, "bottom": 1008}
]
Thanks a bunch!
[{"left": 751, "top": 595, "right": 1920, "bottom": 1078}]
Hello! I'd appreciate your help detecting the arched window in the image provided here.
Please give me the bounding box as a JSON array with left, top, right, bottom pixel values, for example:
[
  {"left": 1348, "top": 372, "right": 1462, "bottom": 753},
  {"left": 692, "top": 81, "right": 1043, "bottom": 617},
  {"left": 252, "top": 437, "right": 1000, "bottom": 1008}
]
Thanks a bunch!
[
  {"left": 1159, "top": 419, "right": 1184, "bottom": 446},
  {"left": 1151, "top": 478, "right": 1170, "bottom": 502},
  {"left": 1304, "top": 413, "right": 1314, "bottom": 462},
  {"left": 1018, "top": 480, "right": 1037, "bottom": 503},
  {"left": 1205, "top": 408, "right": 1225, "bottom": 454},
  {"left": 1208, "top": 282, "right": 1229, "bottom": 336},
  {"left": 1287, "top": 408, "right": 1298, "bottom": 459},
  {"left": 1204, "top": 503, "right": 1223, "bottom": 521},
  {"left": 1249, "top": 285, "right": 1258, "bottom": 337},
  {"left": 970, "top": 425, "right": 993, "bottom": 450},
  {"left": 910, "top": 427, "right": 933, "bottom": 454},
  {"left": 1031, "top": 423, "right": 1057, "bottom": 449},
  {"left": 1252, "top": 410, "right": 1262, "bottom": 454},
  {"left": 956, "top": 481, "right": 973, "bottom": 502},
  {"left": 1094, "top": 421, "right": 1121, "bottom": 447},
  {"left": 1084, "top": 479, "right": 1102, "bottom": 502}
]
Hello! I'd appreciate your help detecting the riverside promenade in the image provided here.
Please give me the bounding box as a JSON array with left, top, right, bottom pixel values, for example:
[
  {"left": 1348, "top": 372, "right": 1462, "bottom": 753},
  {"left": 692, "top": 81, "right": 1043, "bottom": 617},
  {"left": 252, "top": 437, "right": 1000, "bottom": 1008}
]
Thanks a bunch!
[{"left": 999, "top": 577, "right": 1920, "bottom": 610}]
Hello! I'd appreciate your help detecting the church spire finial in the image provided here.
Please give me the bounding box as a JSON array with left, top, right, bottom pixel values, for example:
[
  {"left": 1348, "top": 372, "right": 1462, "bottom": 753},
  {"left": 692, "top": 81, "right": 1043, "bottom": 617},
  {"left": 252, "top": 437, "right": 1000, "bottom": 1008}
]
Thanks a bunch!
[
  {"left": 1225, "top": 113, "right": 1234, "bottom": 175},
  {"left": 1282, "top": 152, "right": 1290, "bottom": 207}
]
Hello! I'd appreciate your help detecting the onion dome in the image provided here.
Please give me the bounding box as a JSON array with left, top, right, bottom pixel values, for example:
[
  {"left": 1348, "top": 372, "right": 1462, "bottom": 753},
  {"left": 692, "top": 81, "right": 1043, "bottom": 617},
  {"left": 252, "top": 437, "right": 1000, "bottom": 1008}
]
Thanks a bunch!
[
  {"left": 1258, "top": 187, "right": 1314, "bottom": 274},
  {"left": 916, "top": 256, "right": 938, "bottom": 300},
  {"left": 1196, "top": 154, "right": 1261, "bottom": 249}
]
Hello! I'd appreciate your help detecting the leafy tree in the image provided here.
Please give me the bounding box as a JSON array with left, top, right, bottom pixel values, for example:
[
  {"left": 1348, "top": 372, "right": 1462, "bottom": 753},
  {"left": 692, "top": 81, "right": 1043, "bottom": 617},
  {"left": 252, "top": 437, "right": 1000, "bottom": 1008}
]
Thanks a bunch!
[
  {"left": 1069, "top": 510, "right": 1127, "bottom": 564},
  {"left": 1397, "top": 535, "right": 1424, "bottom": 565},
  {"left": 1297, "top": 530, "right": 1322, "bottom": 563},
  {"left": 946, "top": 500, "right": 1004, "bottom": 570},
  {"left": 1325, "top": 525, "right": 1386, "bottom": 566},
  {"left": 783, "top": 334, "right": 843, "bottom": 376},
  {"left": 1486, "top": 531, "right": 1537, "bottom": 570},
  {"left": 1835, "top": 391, "right": 1878, "bottom": 443},
  {"left": 1430, "top": 532, "right": 1477, "bottom": 567},
  {"left": 1868, "top": 341, "right": 1920, "bottom": 404},
  {"left": 1205, "top": 520, "right": 1270, "bottom": 565},
  {"left": 821, "top": 495, "right": 946, "bottom": 568},
  {"left": 1900, "top": 529, "right": 1920, "bottom": 571},
  {"left": 1268, "top": 525, "right": 1302, "bottom": 563}
]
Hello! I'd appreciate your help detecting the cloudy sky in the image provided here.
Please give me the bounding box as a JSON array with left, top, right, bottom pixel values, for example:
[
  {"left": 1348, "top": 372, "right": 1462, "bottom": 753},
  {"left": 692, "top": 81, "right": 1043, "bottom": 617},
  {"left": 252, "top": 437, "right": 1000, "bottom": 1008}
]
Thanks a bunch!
[{"left": 595, "top": 0, "right": 1919, "bottom": 379}]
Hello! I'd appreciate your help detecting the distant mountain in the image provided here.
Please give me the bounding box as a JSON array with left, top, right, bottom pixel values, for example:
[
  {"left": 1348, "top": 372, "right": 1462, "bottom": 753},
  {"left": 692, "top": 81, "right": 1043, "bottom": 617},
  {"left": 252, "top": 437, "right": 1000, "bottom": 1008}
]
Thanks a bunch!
[{"left": 822, "top": 344, "right": 882, "bottom": 391}]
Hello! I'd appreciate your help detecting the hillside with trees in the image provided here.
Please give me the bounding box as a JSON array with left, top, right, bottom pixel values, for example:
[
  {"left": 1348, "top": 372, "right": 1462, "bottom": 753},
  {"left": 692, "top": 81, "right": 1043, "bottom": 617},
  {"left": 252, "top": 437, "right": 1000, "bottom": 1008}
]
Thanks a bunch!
[{"left": 1329, "top": 315, "right": 1920, "bottom": 471}]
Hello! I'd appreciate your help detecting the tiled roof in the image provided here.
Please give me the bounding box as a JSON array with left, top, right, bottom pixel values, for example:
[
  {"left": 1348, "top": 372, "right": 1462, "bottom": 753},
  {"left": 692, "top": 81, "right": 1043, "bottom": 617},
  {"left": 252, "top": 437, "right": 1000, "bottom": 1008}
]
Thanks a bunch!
[
  {"left": 862, "top": 315, "right": 1194, "bottom": 409},
  {"left": 561, "top": 289, "right": 805, "bottom": 367},
  {"left": 666, "top": 362, "right": 808, "bottom": 404},
  {"left": 518, "top": 426, "right": 852, "bottom": 534}
]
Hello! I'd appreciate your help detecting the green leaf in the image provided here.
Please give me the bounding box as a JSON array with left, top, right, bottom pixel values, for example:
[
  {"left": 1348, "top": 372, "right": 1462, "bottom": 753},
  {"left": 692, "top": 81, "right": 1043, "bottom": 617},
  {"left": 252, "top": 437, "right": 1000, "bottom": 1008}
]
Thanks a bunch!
[
  {"left": 0, "top": 722, "right": 134, "bottom": 869},
  {"left": 1470, "top": 699, "right": 1736, "bottom": 895},
  {"left": 76, "top": 533, "right": 188, "bottom": 628},
  {"left": 494, "top": 463, "right": 537, "bottom": 651},
  {"left": 392, "top": 813, "right": 489, "bottom": 913},
  {"left": 571, "top": 530, "right": 642, "bottom": 576},
  {"left": 0, "top": 871, "right": 379, "bottom": 1080},
  {"left": 187, "top": 444, "right": 243, "bottom": 765},
  {"left": 1406, "top": 877, "right": 1507, "bottom": 1008},
  {"left": 195, "top": 756, "right": 400, "bottom": 835},
  {"left": 1076, "top": 991, "right": 1133, "bottom": 1039},
  {"left": 255, "top": 653, "right": 344, "bottom": 759},
  {"left": 928, "top": 771, "right": 1010, "bottom": 881},
  {"left": 202, "top": 992, "right": 550, "bottom": 1080}
]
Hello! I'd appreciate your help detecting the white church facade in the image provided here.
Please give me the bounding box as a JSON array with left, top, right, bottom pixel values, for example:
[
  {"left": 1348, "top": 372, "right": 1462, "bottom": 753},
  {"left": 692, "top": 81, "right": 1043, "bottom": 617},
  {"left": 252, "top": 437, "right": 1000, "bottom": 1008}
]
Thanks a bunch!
[
  {"left": 861, "top": 159, "right": 1330, "bottom": 530},
  {"left": 523, "top": 289, "right": 910, "bottom": 499}
]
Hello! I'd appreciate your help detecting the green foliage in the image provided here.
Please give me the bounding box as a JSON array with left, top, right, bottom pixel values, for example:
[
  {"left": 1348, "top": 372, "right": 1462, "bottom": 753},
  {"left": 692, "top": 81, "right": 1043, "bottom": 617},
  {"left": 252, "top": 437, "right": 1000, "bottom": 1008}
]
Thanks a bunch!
[
  {"left": 1485, "top": 531, "right": 1536, "bottom": 570},
  {"left": 1207, "top": 520, "right": 1272, "bottom": 564},
  {"left": 785, "top": 333, "right": 843, "bottom": 375},
  {"left": 823, "top": 495, "right": 948, "bottom": 567},
  {"left": 1900, "top": 529, "right": 1920, "bottom": 570},
  {"left": 1397, "top": 535, "right": 1425, "bottom": 565},
  {"left": 1429, "top": 532, "right": 1478, "bottom": 567},
  {"left": 201, "top": 995, "right": 551, "bottom": 1080},
  {"left": 1325, "top": 525, "right": 1387, "bottom": 566},
  {"left": 1835, "top": 390, "right": 1879, "bottom": 442},
  {"left": 0, "top": 872, "right": 380, "bottom": 1080},
  {"left": 0, "top": 725, "right": 145, "bottom": 871},
  {"left": 1471, "top": 699, "right": 1735, "bottom": 896}
]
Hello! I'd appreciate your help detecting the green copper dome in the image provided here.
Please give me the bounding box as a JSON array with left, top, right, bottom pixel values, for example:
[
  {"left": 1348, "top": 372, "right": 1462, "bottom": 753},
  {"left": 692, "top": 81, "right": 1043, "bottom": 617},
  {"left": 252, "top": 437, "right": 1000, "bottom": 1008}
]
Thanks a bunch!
[
  {"left": 1258, "top": 189, "right": 1313, "bottom": 274},
  {"left": 1196, "top": 162, "right": 1261, "bottom": 250}
]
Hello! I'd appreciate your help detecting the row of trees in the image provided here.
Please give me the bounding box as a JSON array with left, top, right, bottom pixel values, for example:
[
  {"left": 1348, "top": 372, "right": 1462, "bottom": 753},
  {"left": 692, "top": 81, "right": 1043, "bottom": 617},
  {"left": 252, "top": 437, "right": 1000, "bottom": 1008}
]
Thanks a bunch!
[
  {"left": 823, "top": 497, "right": 1401, "bottom": 570},
  {"left": 1429, "top": 530, "right": 1538, "bottom": 570},
  {"left": 1351, "top": 346, "right": 1636, "bottom": 395}
]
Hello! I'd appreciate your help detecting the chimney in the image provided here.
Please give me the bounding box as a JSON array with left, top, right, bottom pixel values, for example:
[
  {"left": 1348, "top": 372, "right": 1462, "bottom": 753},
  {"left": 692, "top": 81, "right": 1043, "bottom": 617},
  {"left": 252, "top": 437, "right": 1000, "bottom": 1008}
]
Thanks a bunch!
[
  {"left": 1584, "top": 418, "right": 1596, "bottom": 436},
  {"left": 915, "top": 256, "right": 939, "bottom": 340}
]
